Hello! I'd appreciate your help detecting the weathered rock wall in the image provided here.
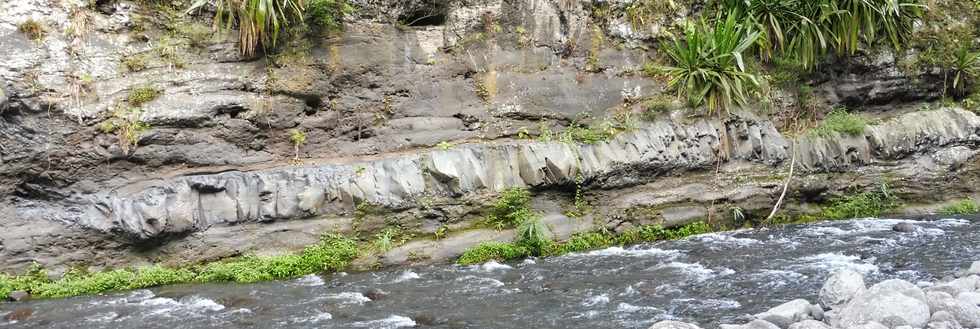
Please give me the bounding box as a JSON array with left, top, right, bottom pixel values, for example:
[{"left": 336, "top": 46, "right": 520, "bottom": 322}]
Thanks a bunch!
[{"left": 0, "top": 0, "right": 977, "bottom": 272}]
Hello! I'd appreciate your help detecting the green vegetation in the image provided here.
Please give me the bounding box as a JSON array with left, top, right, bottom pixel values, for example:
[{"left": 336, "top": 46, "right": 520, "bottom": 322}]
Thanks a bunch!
[
  {"left": 187, "top": 0, "right": 302, "bottom": 56},
  {"left": 17, "top": 18, "right": 47, "bottom": 41},
  {"left": 289, "top": 129, "right": 306, "bottom": 159},
  {"left": 820, "top": 185, "right": 900, "bottom": 220},
  {"left": 372, "top": 227, "right": 398, "bottom": 252},
  {"left": 436, "top": 141, "right": 454, "bottom": 150},
  {"left": 122, "top": 54, "right": 148, "bottom": 72},
  {"left": 949, "top": 47, "right": 980, "bottom": 97},
  {"left": 940, "top": 199, "right": 979, "bottom": 216},
  {"left": 808, "top": 108, "right": 867, "bottom": 137},
  {"left": 457, "top": 221, "right": 713, "bottom": 265},
  {"left": 0, "top": 234, "right": 358, "bottom": 300},
  {"left": 307, "top": 0, "right": 353, "bottom": 32},
  {"left": 720, "top": 0, "right": 923, "bottom": 69},
  {"left": 661, "top": 14, "right": 761, "bottom": 114},
  {"left": 99, "top": 107, "right": 149, "bottom": 154},
  {"left": 457, "top": 242, "right": 530, "bottom": 265},
  {"left": 485, "top": 188, "right": 536, "bottom": 229},
  {"left": 127, "top": 85, "right": 161, "bottom": 106},
  {"left": 624, "top": 0, "right": 677, "bottom": 31}
]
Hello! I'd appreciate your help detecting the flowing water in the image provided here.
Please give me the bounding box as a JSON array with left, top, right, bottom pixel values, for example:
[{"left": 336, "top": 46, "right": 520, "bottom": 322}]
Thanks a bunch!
[{"left": 3, "top": 218, "right": 979, "bottom": 329}]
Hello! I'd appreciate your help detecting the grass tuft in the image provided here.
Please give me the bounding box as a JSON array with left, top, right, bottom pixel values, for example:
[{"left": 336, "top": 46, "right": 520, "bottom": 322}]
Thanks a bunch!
[
  {"left": 809, "top": 108, "right": 867, "bottom": 137},
  {"left": 17, "top": 19, "right": 47, "bottom": 41},
  {"left": 940, "top": 199, "right": 979, "bottom": 216},
  {"left": 127, "top": 85, "right": 161, "bottom": 106}
]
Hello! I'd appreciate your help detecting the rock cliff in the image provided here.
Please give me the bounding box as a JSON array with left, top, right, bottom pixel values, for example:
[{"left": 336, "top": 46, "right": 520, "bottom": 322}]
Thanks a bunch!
[{"left": 0, "top": 0, "right": 977, "bottom": 272}]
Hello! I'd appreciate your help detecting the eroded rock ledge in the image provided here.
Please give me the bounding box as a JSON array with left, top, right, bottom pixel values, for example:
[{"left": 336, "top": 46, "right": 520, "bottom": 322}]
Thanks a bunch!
[{"left": 25, "top": 108, "right": 978, "bottom": 243}]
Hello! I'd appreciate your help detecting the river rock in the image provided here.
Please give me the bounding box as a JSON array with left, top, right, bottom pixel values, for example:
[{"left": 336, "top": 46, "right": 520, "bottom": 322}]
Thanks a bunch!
[
  {"left": 820, "top": 269, "right": 866, "bottom": 309},
  {"left": 926, "top": 321, "right": 963, "bottom": 329},
  {"left": 837, "top": 288, "right": 931, "bottom": 328},
  {"left": 931, "top": 310, "right": 959, "bottom": 324},
  {"left": 3, "top": 307, "right": 32, "bottom": 321},
  {"left": 946, "top": 276, "right": 980, "bottom": 294},
  {"left": 925, "top": 291, "right": 980, "bottom": 327},
  {"left": 648, "top": 320, "right": 703, "bottom": 329},
  {"left": 879, "top": 315, "right": 908, "bottom": 328},
  {"left": 968, "top": 261, "right": 980, "bottom": 276},
  {"left": 6, "top": 291, "right": 30, "bottom": 302},
  {"left": 758, "top": 299, "right": 818, "bottom": 322},
  {"left": 0, "top": 86, "right": 7, "bottom": 109},
  {"left": 364, "top": 288, "right": 388, "bottom": 301},
  {"left": 758, "top": 314, "right": 793, "bottom": 328},
  {"left": 892, "top": 222, "right": 915, "bottom": 233},
  {"left": 957, "top": 292, "right": 980, "bottom": 306},
  {"left": 867, "top": 279, "right": 927, "bottom": 304},
  {"left": 787, "top": 320, "right": 830, "bottom": 329},
  {"left": 850, "top": 322, "right": 889, "bottom": 329}
]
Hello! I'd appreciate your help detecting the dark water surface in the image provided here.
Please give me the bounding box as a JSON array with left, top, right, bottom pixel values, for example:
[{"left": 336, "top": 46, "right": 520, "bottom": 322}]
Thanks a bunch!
[{"left": 3, "top": 218, "right": 978, "bottom": 329}]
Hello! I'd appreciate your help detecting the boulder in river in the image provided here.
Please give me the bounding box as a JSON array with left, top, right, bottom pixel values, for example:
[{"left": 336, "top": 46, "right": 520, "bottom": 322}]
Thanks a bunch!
[
  {"left": 925, "top": 291, "right": 980, "bottom": 327},
  {"left": 6, "top": 291, "right": 30, "bottom": 302},
  {"left": 957, "top": 292, "right": 980, "bottom": 306},
  {"left": 968, "top": 261, "right": 980, "bottom": 276},
  {"left": 757, "top": 299, "right": 817, "bottom": 321},
  {"left": 892, "top": 222, "right": 916, "bottom": 233},
  {"left": 867, "top": 279, "right": 927, "bottom": 303},
  {"left": 3, "top": 307, "right": 32, "bottom": 322},
  {"left": 849, "top": 322, "right": 888, "bottom": 329},
  {"left": 819, "top": 269, "right": 866, "bottom": 309},
  {"left": 836, "top": 280, "right": 931, "bottom": 328},
  {"left": 648, "top": 320, "right": 703, "bottom": 329},
  {"left": 787, "top": 320, "right": 830, "bottom": 329}
]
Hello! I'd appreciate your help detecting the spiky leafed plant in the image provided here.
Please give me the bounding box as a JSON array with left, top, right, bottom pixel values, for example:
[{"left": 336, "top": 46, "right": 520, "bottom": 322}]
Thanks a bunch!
[
  {"left": 950, "top": 46, "right": 980, "bottom": 96},
  {"left": 661, "top": 13, "right": 761, "bottom": 115},
  {"left": 188, "top": 0, "right": 305, "bottom": 56}
]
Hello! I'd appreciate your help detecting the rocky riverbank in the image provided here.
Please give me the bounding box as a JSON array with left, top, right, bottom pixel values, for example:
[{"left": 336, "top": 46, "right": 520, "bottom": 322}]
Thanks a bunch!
[{"left": 650, "top": 261, "right": 980, "bottom": 329}]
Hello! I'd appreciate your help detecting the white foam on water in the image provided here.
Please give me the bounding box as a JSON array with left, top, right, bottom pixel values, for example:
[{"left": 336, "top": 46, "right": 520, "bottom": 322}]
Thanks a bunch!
[
  {"left": 521, "top": 258, "right": 537, "bottom": 265},
  {"left": 582, "top": 294, "right": 610, "bottom": 307},
  {"left": 392, "top": 270, "right": 420, "bottom": 283},
  {"left": 180, "top": 296, "right": 226, "bottom": 312},
  {"left": 674, "top": 298, "right": 742, "bottom": 309},
  {"left": 288, "top": 311, "right": 333, "bottom": 323},
  {"left": 294, "top": 274, "right": 325, "bottom": 286},
  {"left": 479, "top": 261, "right": 512, "bottom": 271},
  {"left": 797, "top": 253, "right": 879, "bottom": 274},
  {"left": 651, "top": 262, "right": 733, "bottom": 281},
  {"left": 351, "top": 315, "right": 416, "bottom": 328},
  {"left": 324, "top": 292, "right": 371, "bottom": 304},
  {"left": 577, "top": 247, "right": 682, "bottom": 258},
  {"left": 616, "top": 302, "right": 661, "bottom": 313},
  {"left": 803, "top": 226, "right": 851, "bottom": 236},
  {"left": 693, "top": 233, "right": 761, "bottom": 246},
  {"left": 84, "top": 312, "right": 118, "bottom": 323},
  {"left": 620, "top": 285, "right": 639, "bottom": 297},
  {"left": 935, "top": 218, "right": 970, "bottom": 227}
]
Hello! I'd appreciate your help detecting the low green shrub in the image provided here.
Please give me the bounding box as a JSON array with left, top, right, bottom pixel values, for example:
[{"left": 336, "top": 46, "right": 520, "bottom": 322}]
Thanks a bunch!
[
  {"left": 809, "top": 108, "right": 867, "bottom": 137},
  {"left": 127, "top": 85, "right": 161, "bottom": 106},
  {"left": 940, "top": 199, "right": 979, "bottom": 216},
  {"left": 486, "top": 188, "right": 536, "bottom": 229},
  {"left": 0, "top": 234, "right": 358, "bottom": 300},
  {"left": 457, "top": 242, "right": 530, "bottom": 265},
  {"left": 821, "top": 186, "right": 899, "bottom": 220}
]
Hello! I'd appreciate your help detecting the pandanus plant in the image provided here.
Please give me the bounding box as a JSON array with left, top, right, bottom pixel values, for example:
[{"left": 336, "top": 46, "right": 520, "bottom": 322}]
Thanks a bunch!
[{"left": 188, "top": 0, "right": 306, "bottom": 56}]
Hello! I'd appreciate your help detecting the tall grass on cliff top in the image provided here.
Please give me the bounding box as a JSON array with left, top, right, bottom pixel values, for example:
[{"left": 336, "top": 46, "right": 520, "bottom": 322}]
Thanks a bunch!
[{"left": 0, "top": 234, "right": 357, "bottom": 300}]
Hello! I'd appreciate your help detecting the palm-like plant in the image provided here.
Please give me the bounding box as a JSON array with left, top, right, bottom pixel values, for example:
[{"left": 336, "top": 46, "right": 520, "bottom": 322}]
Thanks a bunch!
[
  {"left": 661, "top": 13, "right": 762, "bottom": 115},
  {"left": 188, "top": 0, "right": 306, "bottom": 56},
  {"left": 950, "top": 46, "right": 980, "bottom": 96}
]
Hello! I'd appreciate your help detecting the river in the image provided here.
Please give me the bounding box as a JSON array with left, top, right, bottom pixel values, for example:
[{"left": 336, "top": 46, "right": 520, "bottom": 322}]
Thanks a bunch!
[{"left": 2, "top": 218, "right": 978, "bottom": 329}]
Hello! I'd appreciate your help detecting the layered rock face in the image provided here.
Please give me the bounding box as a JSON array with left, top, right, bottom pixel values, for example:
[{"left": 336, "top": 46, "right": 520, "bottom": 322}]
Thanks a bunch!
[
  {"left": 0, "top": 0, "right": 978, "bottom": 272},
  {"left": 61, "top": 108, "right": 979, "bottom": 242}
]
